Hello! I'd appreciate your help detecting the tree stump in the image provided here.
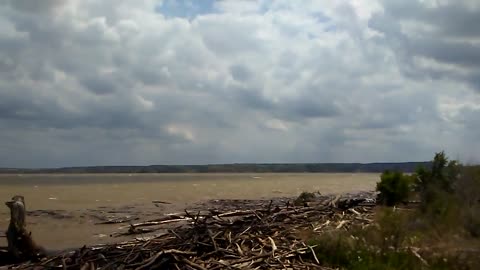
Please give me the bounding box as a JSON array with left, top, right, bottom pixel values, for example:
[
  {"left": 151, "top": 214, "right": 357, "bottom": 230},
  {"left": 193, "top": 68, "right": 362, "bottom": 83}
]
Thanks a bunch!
[{"left": 5, "top": 195, "right": 45, "bottom": 262}]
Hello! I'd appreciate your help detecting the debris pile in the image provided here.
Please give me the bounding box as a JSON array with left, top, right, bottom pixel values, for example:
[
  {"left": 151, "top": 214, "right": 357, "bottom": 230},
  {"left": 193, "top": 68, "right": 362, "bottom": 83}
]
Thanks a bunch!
[{"left": 2, "top": 193, "right": 376, "bottom": 269}]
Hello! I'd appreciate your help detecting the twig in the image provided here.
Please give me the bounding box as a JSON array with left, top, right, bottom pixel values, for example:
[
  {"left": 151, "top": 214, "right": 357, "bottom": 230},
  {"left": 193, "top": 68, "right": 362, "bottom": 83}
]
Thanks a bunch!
[
  {"left": 133, "top": 249, "right": 196, "bottom": 270},
  {"left": 308, "top": 246, "right": 319, "bottom": 264},
  {"left": 410, "top": 247, "right": 429, "bottom": 266},
  {"left": 336, "top": 220, "right": 347, "bottom": 229},
  {"left": 180, "top": 258, "right": 208, "bottom": 270},
  {"left": 123, "top": 218, "right": 191, "bottom": 228}
]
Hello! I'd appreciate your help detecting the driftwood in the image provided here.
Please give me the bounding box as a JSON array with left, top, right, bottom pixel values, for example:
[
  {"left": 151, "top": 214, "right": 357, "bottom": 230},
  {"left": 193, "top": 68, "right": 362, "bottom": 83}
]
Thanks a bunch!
[
  {"left": 152, "top": 200, "right": 172, "bottom": 204},
  {"left": 6, "top": 194, "right": 376, "bottom": 269},
  {"left": 3, "top": 195, "right": 45, "bottom": 263}
]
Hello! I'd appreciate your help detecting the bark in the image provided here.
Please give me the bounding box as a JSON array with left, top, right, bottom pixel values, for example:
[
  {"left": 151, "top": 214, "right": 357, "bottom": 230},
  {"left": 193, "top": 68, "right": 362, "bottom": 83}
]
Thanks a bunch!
[{"left": 5, "top": 195, "right": 45, "bottom": 262}]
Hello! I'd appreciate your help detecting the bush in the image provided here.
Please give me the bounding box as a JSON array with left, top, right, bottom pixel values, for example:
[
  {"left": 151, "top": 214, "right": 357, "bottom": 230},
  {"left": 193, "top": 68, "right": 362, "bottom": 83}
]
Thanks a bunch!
[
  {"left": 376, "top": 171, "right": 412, "bottom": 206},
  {"left": 310, "top": 208, "right": 480, "bottom": 270},
  {"left": 415, "top": 151, "right": 459, "bottom": 212},
  {"left": 455, "top": 165, "right": 480, "bottom": 237},
  {"left": 311, "top": 229, "right": 476, "bottom": 270},
  {"left": 308, "top": 153, "right": 480, "bottom": 270}
]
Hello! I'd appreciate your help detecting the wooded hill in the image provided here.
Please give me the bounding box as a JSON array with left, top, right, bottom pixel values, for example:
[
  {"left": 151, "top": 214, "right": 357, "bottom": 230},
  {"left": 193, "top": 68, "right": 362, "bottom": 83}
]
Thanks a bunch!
[{"left": 0, "top": 162, "right": 430, "bottom": 174}]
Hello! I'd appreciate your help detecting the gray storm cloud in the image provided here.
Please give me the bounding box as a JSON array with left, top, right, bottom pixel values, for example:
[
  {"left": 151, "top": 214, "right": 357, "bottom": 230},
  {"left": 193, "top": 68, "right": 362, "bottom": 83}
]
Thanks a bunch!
[{"left": 0, "top": 0, "right": 479, "bottom": 167}]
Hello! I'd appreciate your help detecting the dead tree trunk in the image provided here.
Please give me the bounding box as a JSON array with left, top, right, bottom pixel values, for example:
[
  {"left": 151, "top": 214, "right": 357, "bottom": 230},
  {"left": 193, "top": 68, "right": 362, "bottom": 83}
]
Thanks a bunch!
[{"left": 5, "top": 195, "right": 45, "bottom": 262}]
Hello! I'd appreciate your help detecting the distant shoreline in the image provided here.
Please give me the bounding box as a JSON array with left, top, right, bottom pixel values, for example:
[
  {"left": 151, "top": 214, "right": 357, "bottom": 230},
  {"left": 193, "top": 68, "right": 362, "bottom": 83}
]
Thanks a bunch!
[{"left": 0, "top": 162, "right": 430, "bottom": 174}]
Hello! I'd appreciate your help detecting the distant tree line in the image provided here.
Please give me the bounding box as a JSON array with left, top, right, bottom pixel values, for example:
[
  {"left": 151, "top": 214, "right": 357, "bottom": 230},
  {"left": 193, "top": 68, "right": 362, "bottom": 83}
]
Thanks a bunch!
[{"left": 0, "top": 162, "right": 431, "bottom": 174}]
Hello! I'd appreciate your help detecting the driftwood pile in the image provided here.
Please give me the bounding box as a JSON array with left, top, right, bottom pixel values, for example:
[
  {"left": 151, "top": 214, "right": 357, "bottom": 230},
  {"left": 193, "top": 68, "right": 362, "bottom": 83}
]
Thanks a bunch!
[{"left": 2, "top": 193, "right": 375, "bottom": 269}]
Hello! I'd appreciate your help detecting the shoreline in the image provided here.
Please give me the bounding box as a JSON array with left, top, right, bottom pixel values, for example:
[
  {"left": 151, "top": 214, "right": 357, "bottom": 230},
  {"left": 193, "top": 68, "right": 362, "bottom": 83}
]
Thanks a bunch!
[
  {"left": 1, "top": 191, "right": 377, "bottom": 269},
  {"left": 1, "top": 190, "right": 376, "bottom": 250},
  {"left": 0, "top": 173, "right": 379, "bottom": 249}
]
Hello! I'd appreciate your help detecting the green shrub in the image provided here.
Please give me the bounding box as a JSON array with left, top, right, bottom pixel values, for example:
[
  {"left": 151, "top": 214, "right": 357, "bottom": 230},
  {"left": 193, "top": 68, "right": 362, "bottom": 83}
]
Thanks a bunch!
[
  {"left": 415, "top": 151, "right": 459, "bottom": 212},
  {"left": 455, "top": 165, "right": 480, "bottom": 237},
  {"left": 309, "top": 208, "right": 479, "bottom": 270},
  {"left": 376, "top": 171, "right": 412, "bottom": 206},
  {"left": 308, "top": 153, "right": 480, "bottom": 270}
]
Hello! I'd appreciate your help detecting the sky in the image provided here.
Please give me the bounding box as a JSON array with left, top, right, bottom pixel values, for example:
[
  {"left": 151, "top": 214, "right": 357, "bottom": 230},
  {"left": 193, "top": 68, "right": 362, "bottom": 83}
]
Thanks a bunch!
[{"left": 0, "top": 0, "right": 479, "bottom": 168}]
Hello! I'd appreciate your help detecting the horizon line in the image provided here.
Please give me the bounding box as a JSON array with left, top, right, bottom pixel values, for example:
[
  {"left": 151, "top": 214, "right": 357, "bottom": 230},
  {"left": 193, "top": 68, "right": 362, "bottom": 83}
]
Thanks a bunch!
[{"left": 0, "top": 161, "right": 432, "bottom": 170}]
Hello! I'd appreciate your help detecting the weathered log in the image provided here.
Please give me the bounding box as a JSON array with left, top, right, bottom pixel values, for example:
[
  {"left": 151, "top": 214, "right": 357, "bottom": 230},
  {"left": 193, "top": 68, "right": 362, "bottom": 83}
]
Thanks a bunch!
[{"left": 4, "top": 195, "right": 45, "bottom": 262}]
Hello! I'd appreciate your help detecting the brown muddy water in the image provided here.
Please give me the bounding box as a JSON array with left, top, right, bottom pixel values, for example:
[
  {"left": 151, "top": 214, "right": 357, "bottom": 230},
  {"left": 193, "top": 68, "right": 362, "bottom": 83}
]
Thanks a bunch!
[{"left": 0, "top": 173, "right": 378, "bottom": 249}]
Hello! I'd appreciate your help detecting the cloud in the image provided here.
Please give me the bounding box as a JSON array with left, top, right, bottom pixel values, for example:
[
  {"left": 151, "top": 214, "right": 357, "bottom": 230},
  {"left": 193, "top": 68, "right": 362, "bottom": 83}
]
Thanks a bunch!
[
  {"left": 80, "top": 74, "right": 118, "bottom": 95},
  {"left": 0, "top": 0, "right": 479, "bottom": 167},
  {"left": 5, "top": 0, "right": 64, "bottom": 13},
  {"left": 369, "top": 0, "right": 480, "bottom": 92}
]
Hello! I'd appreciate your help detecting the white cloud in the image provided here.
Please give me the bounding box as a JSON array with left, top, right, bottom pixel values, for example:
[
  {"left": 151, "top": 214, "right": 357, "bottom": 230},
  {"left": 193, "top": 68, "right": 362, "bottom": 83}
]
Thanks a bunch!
[
  {"left": 0, "top": 0, "right": 478, "bottom": 167},
  {"left": 265, "top": 119, "right": 289, "bottom": 131}
]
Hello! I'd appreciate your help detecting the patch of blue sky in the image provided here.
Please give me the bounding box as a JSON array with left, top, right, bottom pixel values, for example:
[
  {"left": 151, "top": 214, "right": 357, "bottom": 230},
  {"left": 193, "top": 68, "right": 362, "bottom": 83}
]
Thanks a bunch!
[
  {"left": 257, "top": 0, "right": 271, "bottom": 14},
  {"left": 312, "top": 12, "right": 336, "bottom": 33},
  {"left": 312, "top": 12, "right": 330, "bottom": 23},
  {"left": 155, "top": 0, "right": 216, "bottom": 19},
  {"left": 324, "top": 25, "right": 337, "bottom": 32}
]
